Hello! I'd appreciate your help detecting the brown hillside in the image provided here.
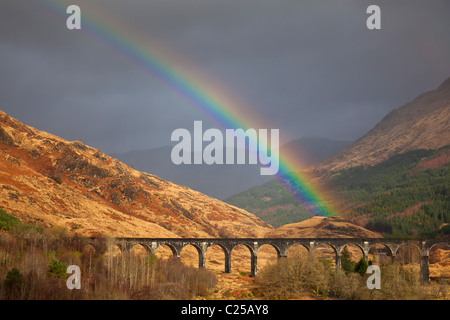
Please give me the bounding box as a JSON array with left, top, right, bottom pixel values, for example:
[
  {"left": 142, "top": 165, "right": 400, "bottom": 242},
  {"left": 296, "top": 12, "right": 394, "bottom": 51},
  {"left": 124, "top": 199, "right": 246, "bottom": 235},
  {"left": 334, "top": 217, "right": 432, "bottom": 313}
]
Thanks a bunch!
[
  {"left": 315, "top": 77, "right": 450, "bottom": 171},
  {"left": 265, "top": 216, "right": 382, "bottom": 238},
  {"left": 0, "top": 110, "right": 272, "bottom": 238}
]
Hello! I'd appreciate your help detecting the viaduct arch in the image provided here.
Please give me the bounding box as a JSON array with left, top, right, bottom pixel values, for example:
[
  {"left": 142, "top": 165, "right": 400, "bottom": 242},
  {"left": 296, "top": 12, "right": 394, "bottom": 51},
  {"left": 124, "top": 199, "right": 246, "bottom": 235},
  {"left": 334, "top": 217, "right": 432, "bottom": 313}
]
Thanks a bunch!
[{"left": 86, "top": 238, "right": 450, "bottom": 285}]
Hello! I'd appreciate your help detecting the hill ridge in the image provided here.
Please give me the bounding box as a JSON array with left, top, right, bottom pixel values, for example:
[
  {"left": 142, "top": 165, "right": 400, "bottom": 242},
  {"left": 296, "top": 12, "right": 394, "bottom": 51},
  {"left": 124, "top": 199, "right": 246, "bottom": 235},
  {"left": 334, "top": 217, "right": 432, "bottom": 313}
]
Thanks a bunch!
[
  {"left": 314, "top": 77, "right": 450, "bottom": 172},
  {"left": 0, "top": 109, "right": 272, "bottom": 238}
]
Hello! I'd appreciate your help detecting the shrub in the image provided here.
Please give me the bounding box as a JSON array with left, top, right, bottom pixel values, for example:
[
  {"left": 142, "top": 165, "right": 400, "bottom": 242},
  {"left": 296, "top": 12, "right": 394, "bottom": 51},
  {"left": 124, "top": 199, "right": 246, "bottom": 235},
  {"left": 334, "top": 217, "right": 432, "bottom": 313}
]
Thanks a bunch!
[
  {"left": 329, "top": 270, "right": 369, "bottom": 300},
  {"left": 376, "top": 263, "right": 427, "bottom": 300},
  {"left": 258, "top": 254, "right": 331, "bottom": 299},
  {"left": 258, "top": 254, "right": 428, "bottom": 300},
  {"left": 48, "top": 259, "right": 67, "bottom": 279}
]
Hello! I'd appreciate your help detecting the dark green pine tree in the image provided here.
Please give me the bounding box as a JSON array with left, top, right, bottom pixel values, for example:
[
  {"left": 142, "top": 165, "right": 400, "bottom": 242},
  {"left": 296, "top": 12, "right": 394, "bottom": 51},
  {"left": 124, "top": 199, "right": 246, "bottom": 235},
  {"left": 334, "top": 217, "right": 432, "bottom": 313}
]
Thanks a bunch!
[
  {"left": 354, "top": 257, "right": 369, "bottom": 276},
  {"left": 341, "top": 247, "right": 355, "bottom": 275}
]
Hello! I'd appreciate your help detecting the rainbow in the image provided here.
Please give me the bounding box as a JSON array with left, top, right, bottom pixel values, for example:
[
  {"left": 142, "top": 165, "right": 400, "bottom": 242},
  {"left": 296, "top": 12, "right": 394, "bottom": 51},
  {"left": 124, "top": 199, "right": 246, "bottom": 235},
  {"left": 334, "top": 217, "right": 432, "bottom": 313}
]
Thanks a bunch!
[{"left": 38, "top": 0, "right": 337, "bottom": 217}]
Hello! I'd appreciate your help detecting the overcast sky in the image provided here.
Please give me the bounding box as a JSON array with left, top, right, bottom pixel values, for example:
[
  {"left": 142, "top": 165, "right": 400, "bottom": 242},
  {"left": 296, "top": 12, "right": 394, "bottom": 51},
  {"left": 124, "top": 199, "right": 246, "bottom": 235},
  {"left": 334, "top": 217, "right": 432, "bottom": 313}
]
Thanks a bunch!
[{"left": 1, "top": 0, "right": 449, "bottom": 154}]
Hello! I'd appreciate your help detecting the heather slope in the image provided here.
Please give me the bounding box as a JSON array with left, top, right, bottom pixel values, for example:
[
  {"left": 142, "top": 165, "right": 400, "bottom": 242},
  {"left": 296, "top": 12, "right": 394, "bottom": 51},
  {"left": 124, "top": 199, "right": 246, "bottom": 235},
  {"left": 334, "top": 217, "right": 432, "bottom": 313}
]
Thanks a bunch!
[{"left": 0, "top": 110, "right": 272, "bottom": 238}]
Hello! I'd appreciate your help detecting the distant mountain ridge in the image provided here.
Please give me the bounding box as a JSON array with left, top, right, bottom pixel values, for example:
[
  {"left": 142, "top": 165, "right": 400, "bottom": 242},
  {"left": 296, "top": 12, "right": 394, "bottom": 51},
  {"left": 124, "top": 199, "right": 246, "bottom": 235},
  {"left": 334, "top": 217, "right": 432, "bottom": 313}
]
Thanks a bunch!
[
  {"left": 111, "top": 137, "right": 352, "bottom": 199},
  {"left": 314, "top": 77, "right": 450, "bottom": 172}
]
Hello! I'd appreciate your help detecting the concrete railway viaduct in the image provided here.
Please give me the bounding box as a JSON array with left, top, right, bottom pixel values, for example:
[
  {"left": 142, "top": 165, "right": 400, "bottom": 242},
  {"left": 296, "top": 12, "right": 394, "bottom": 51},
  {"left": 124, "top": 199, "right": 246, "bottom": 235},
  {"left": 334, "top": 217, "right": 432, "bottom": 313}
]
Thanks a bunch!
[{"left": 87, "top": 237, "right": 450, "bottom": 284}]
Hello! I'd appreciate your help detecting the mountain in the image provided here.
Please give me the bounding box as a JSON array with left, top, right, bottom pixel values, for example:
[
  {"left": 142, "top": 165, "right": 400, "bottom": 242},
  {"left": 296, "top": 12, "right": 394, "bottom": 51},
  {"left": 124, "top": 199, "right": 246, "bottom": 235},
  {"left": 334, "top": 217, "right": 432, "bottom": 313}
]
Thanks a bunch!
[
  {"left": 110, "top": 137, "right": 352, "bottom": 200},
  {"left": 0, "top": 110, "right": 271, "bottom": 238},
  {"left": 316, "top": 77, "right": 450, "bottom": 172},
  {"left": 227, "top": 78, "right": 450, "bottom": 235}
]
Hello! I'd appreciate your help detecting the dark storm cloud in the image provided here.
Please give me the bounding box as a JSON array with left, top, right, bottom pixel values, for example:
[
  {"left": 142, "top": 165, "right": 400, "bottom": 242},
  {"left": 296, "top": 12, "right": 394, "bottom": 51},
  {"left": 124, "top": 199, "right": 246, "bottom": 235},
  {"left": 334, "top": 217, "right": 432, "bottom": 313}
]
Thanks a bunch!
[{"left": 0, "top": 0, "right": 449, "bottom": 152}]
